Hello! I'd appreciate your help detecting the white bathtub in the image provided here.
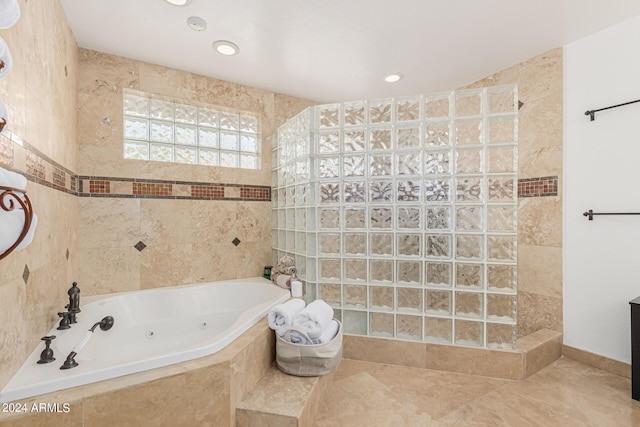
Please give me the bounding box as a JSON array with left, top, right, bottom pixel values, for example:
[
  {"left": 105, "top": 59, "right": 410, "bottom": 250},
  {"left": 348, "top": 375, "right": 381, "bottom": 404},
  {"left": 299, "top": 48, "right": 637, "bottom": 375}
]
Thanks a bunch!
[{"left": 0, "top": 277, "right": 290, "bottom": 403}]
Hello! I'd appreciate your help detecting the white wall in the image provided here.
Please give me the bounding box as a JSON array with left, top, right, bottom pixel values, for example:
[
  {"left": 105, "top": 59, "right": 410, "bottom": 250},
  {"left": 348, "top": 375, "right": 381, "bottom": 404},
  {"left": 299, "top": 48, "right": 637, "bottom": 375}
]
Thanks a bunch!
[{"left": 564, "top": 13, "right": 640, "bottom": 363}]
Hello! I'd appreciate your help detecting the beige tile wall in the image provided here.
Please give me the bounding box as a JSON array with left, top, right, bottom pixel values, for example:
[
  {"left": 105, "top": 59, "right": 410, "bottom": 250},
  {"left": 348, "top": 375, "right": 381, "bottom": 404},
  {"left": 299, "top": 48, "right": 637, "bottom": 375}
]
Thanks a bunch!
[
  {"left": 75, "top": 50, "right": 316, "bottom": 291},
  {"left": 0, "top": 0, "right": 79, "bottom": 391},
  {"left": 463, "top": 48, "right": 563, "bottom": 337}
]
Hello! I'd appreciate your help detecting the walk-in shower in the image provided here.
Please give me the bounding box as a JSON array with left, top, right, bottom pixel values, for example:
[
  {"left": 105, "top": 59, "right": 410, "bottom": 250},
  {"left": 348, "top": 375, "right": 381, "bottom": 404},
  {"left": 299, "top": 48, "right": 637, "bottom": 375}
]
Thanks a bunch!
[{"left": 272, "top": 85, "right": 518, "bottom": 349}]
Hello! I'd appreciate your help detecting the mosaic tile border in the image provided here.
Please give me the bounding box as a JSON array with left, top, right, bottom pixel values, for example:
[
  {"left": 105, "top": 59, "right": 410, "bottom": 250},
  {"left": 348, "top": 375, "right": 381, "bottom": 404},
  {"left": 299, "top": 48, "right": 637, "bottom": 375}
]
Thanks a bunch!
[
  {"left": 1, "top": 129, "right": 555, "bottom": 201},
  {"left": 0, "top": 129, "right": 271, "bottom": 202},
  {"left": 518, "top": 176, "right": 558, "bottom": 198}
]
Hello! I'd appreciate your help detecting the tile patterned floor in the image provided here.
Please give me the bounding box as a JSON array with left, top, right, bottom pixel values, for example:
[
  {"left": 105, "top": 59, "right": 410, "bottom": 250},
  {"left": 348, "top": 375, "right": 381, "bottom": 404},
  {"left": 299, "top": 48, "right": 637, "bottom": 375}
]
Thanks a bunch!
[{"left": 315, "top": 357, "right": 640, "bottom": 426}]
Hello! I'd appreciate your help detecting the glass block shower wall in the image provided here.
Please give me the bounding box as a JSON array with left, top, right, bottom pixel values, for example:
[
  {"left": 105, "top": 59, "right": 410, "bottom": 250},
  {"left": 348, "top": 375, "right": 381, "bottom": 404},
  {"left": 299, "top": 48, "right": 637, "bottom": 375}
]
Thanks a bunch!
[{"left": 272, "top": 85, "right": 518, "bottom": 349}]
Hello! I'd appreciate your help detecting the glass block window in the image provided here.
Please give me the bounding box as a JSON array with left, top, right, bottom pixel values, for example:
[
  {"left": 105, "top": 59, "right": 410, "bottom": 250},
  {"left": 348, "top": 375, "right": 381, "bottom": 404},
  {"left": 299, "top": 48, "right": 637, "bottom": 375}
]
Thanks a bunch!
[{"left": 123, "top": 89, "right": 260, "bottom": 169}]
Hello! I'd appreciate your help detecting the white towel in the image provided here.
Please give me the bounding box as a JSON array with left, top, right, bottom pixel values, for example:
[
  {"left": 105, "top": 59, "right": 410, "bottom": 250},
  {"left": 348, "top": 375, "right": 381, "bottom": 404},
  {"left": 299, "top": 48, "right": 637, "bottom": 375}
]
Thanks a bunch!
[
  {"left": 0, "top": 166, "right": 27, "bottom": 190},
  {"left": 0, "top": 167, "right": 36, "bottom": 252},
  {"left": 286, "top": 328, "right": 313, "bottom": 345},
  {"left": 0, "top": 209, "right": 37, "bottom": 252},
  {"left": 0, "top": 36, "right": 12, "bottom": 78},
  {"left": 275, "top": 274, "right": 291, "bottom": 289},
  {"left": 0, "top": 98, "right": 7, "bottom": 129},
  {"left": 268, "top": 298, "right": 305, "bottom": 336},
  {"left": 292, "top": 299, "right": 334, "bottom": 340},
  {"left": 0, "top": 0, "right": 20, "bottom": 29},
  {"left": 312, "top": 319, "right": 340, "bottom": 344}
]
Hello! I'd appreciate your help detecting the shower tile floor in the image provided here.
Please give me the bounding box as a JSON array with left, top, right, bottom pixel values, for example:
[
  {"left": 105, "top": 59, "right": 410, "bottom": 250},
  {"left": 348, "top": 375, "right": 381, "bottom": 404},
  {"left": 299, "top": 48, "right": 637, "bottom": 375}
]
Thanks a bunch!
[{"left": 315, "top": 357, "right": 640, "bottom": 426}]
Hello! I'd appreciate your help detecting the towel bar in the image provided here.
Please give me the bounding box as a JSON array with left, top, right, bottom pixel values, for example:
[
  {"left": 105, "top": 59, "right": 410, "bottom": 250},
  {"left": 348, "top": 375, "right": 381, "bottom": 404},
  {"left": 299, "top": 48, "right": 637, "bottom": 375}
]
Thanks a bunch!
[{"left": 583, "top": 209, "right": 640, "bottom": 221}]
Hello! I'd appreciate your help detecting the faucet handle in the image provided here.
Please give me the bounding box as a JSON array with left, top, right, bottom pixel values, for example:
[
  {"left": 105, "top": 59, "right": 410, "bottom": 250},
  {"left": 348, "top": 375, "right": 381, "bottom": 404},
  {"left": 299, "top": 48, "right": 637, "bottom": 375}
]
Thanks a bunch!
[
  {"left": 41, "top": 335, "right": 56, "bottom": 344},
  {"left": 37, "top": 335, "right": 56, "bottom": 364},
  {"left": 57, "top": 312, "right": 71, "bottom": 330}
]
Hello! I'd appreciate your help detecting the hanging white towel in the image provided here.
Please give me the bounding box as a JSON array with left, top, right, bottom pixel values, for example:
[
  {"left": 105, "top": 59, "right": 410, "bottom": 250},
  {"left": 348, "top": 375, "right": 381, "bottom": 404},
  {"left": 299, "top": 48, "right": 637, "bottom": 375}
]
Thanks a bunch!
[
  {"left": 15, "top": 212, "right": 37, "bottom": 250},
  {"left": 312, "top": 319, "right": 340, "bottom": 344},
  {"left": 0, "top": 36, "right": 12, "bottom": 79},
  {"left": 0, "top": 98, "right": 7, "bottom": 129},
  {"left": 268, "top": 298, "right": 305, "bottom": 336},
  {"left": 0, "top": 0, "right": 20, "bottom": 29},
  {"left": 0, "top": 209, "right": 37, "bottom": 252},
  {"left": 0, "top": 166, "right": 26, "bottom": 190},
  {"left": 0, "top": 166, "right": 36, "bottom": 253},
  {"left": 292, "top": 299, "right": 334, "bottom": 340}
]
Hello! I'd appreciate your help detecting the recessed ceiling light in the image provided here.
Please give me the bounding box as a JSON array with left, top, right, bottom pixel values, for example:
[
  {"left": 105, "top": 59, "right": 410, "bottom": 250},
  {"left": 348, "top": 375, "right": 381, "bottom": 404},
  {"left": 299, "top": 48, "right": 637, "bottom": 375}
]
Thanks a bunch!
[
  {"left": 212, "top": 40, "right": 240, "bottom": 56},
  {"left": 384, "top": 73, "right": 403, "bottom": 83},
  {"left": 164, "top": 0, "right": 192, "bottom": 6},
  {"left": 187, "top": 16, "right": 207, "bottom": 32}
]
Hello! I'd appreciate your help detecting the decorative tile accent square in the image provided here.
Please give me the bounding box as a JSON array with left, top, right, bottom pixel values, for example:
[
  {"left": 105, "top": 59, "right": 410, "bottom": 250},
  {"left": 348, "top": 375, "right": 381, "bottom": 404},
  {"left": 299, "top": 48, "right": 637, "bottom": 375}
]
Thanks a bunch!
[
  {"left": 26, "top": 151, "right": 45, "bottom": 180},
  {"left": 0, "top": 135, "right": 12, "bottom": 167},
  {"left": 189, "top": 185, "right": 224, "bottom": 199},
  {"left": 134, "top": 241, "right": 147, "bottom": 252},
  {"left": 232, "top": 237, "right": 241, "bottom": 246},
  {"left": 240, "top": 187, "right": 270, "bottom": 199},
  {"left": 518, "top": 176, "right": 558, "bottom": 197},
  {"left": 22, "top": 264, "right": 30, "bottom": 284},
  {"left": 90, "top": 180, "right": 111, "bottom": 194},
  {"left": 52, "top": 167, "right": 66, "bottom": 188}
]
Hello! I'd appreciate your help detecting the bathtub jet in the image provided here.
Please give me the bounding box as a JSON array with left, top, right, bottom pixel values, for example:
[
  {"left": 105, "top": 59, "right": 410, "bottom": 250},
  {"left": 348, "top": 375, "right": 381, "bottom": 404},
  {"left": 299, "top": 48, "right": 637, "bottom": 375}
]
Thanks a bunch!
[{"left": 60, "top": 316, "right": 115, "bottom": 370}]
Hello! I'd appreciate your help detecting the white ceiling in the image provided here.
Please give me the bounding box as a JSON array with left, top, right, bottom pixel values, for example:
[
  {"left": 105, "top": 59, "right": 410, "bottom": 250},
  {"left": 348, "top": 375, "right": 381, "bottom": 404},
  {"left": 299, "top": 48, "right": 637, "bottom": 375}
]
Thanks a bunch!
[{"left": 60, "top": 0, "right": 640, "bottom": 103}]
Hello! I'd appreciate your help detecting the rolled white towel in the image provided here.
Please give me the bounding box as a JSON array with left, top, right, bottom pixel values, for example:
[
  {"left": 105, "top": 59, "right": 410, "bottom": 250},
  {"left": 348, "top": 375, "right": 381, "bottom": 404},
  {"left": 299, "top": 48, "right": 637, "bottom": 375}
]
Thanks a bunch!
[
  {"left": 0, "top": 209, "right": 37, "bottom": 252},
  {"left": 0, "top": 0, "right": 20, "bottom": 29},
  {"left": 274, "top": 274, "right": 291, "bottom": 289},
  {"left": 285, "top": 328, "right": 313, "bottom": 345},
  {"left": 0, "top": 36, "right": 12, "bottom": 78},
  {"left": 0, "top": 166, "right": 27, "bottom": 190},
  {"left": 292, "top": 299, "right": 334, "bottom": 340},
  {"left": 312, "top": 319, "right": 340, "bottom": 344},
  {"left": 268, "top": 298, "right": 305, "bottom": 336}
]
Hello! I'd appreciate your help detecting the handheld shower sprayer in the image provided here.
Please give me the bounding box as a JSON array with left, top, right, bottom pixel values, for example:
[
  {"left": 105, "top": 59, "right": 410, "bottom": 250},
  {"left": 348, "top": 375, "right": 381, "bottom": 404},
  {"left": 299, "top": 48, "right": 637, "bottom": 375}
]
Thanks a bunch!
[{"left": 60, "top": 316, "right": 114, "bottom": 370}]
